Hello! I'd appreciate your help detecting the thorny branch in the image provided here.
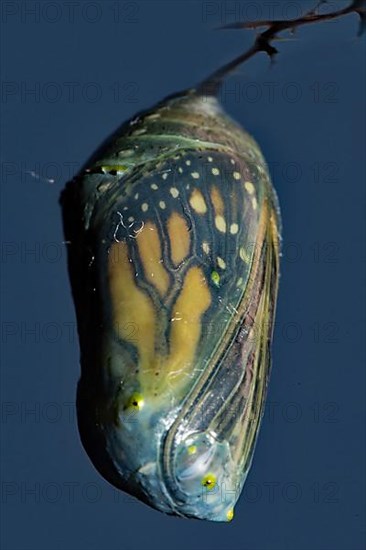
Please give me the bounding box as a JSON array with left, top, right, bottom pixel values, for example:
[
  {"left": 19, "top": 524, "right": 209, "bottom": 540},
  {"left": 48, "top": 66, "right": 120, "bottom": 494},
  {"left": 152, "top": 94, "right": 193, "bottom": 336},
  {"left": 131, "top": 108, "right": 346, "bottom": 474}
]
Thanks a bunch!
[{"left": 198, "top": 0, "right": 365, "bottom": 95}]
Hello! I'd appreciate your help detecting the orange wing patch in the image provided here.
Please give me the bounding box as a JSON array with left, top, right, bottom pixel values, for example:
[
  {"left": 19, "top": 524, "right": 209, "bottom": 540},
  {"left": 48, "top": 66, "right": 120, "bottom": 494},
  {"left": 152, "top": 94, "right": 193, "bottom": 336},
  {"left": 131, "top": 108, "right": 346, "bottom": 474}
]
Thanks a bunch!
[
  {"left": 136, "top": 221, "right": 170, "bottom": 296},
  {"left": 166, "top": 266, "right": 211, "bottom": 385},
  {"left": 108, "top": 241, "right": 156, "bottom": 369},
  {"left": 167, "top": 212, "right": 191, "bottom": 266}
]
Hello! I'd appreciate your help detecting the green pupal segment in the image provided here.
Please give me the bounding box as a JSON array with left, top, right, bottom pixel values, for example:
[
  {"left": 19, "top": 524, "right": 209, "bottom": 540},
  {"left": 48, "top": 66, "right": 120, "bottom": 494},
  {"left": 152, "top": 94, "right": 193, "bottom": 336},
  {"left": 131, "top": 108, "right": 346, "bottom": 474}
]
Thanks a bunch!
[{"left": 62, "top": 88, "right": 281, "bottom": 522}]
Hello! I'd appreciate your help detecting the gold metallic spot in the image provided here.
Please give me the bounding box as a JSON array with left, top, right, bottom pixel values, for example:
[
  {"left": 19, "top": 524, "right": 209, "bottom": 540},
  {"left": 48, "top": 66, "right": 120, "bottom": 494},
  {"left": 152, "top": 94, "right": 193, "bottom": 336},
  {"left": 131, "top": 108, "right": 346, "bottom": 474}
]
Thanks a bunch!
[
  {"left": 136, "top": 221, "right": 170, "bottom": 296},
  {"left": 211, "top": 167, "right": 220, "bottom": 176},
  {"left": 244, "top": 181, "right": 255, "bottom": 194},
  {"left": 215, "top": 215, "right": 226, "bottom": 233},
  {"left": 127, "top": 393, "right": 144, "bottom": 410},
  {"left": 202, "top": 473, "right": 217, "bottom": 490},
  {"left": 101, "top": 164, "right": 127, "bottom": 174},
  {"left": 170, "top": 187, "right": 179, "bottom": 198},
  {"left": 230, "top": 223, "right": 239, "bottom": 235},
  {"left": 226, "top": 509, "right": 234, "bottom": 521},
  {"left": 189, "top": 189, "right": 207, "bottom": 214},
  {"left": 211, "top": 271, "right": 220, "bottom": 286},
  {"left": 233, "top": 171, "right": 241, "bottom": 180},
  {"left": 191, "top": 172, "right": 200, "bottom": 179},
  {"left": 167, "top": 212, "right": 191, "bottom": 266}
]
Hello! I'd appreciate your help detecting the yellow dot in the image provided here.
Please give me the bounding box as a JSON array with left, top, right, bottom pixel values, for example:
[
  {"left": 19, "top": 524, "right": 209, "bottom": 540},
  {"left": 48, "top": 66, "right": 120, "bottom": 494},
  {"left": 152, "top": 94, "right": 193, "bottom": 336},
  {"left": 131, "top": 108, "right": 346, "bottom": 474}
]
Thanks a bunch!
[
  {"left": 217, "top": 257, "right": 226, "bottom": 270},
  {"left": 233, "top": 171, "right": 241, "bottom": 180},
  {"left": 170, "top": 187, "right": 179, "bottom": 198},
  {"left": 127, "top": 393, "right": 144, "bottom": 411},
  {"left": 230, "top": 223, "right": 239, "bottom": 235},
  {"left": 191, "top": 172, "right": 200, "bottom": 179},
  {"left": 202, "top": 473, "right": 217, "bottom": 490},
  {"left": 212, "top": 167, "right": 220, "bottom": 176},
  {"left": 244, "top": 181, "right": 255, "bottom": 194},
  {"left": 187, "top": 445, "right": 197, "bottom": 455},
  {"left": 226, "top": 508, "right": 234, "bottom": 522},
  {"left": 215, "top": 215, "right": 226, "bottom": 233}
]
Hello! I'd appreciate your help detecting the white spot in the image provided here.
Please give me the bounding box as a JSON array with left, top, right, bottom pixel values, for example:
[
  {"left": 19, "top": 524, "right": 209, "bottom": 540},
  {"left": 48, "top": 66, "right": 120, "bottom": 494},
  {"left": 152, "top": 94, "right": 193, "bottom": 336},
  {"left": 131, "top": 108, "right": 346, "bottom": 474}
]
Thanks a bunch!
[
  {"left": 134, "top": 193, "right": 139, "bottom": 199},
  {"left": 240, "top": 247, "right": 249, "bottom": 263},
  {"left": 230, "top": 159, "right": 235, "bottom": 165},
  {"left": 132, "top": 127, "right": 147, "bottom": 136},
  {"left": 178, "top": 167, "right": 183, "bottom": 173},
  {"left": 145, "top": 113, "right": 161, "bottom": 120},
  {"left": 170, "top": 187, "right": 179, "bottom": 198},
  {"left": 128, "top": 216, "right": 135, "bottom": 223},
  {"left": 185, "top": 160, "right": 191, "bottom": 166},
  {"left": 244, "top": 181, "right": 255, "bottom": 195},
  {"left": 202, "top": 242, "right": 210, "bottom": 254},
  {"left": 159, "top": 201, "right": 166, "bottom": 209},
  {"left": 151, "top": 183, "right": 158, "bottom": 190},
  {"left": 233, "top": 171, "right": 241, "bottom": 180},
  {"left": 236, "top": 277, "right": 243, "bottom": 287},
  {"left": 123, "top": 206, "right": 128, "bottom": 211},
  {"left": 191, "top": 172, "right": 200, "bottom": 179},
  {"left": 212, "top": 167, "right": 220, "bottom": 176},
  {"left": 217, "top": 257, "right": 226, "bottom": 269},
  {"left": 215, "top": 215, "right": 226, "bottom": 233},
  {"left": 252, "top": 197, "right": 258, "bottom": 210},
  {"left": 230, "top": 223, "right": 239, "bottom": 235},
  {"left": 141, "top": 203, "right": 149, "bottom": 212},
  {"left": 208, "top": 156, "right": 213, "bottom": 162},
  {"left": 162, "top": 172, "right": 169, "bottom": 180}
]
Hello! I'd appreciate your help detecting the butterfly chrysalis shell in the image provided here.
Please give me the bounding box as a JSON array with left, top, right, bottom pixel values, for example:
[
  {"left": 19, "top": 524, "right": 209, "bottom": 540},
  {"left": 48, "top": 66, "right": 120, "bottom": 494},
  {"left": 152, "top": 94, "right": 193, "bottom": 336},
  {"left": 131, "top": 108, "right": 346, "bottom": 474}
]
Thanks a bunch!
[{"left": 62, "top": 89, "right": 280, "bottom": 522}]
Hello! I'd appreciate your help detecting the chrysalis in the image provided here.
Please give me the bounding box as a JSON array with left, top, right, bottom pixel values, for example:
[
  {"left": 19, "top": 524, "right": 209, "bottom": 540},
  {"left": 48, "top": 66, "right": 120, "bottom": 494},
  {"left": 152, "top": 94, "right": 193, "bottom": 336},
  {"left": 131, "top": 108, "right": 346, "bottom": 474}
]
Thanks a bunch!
[{"left": 61, "top": 1, "right": 364, "bottom": 522}]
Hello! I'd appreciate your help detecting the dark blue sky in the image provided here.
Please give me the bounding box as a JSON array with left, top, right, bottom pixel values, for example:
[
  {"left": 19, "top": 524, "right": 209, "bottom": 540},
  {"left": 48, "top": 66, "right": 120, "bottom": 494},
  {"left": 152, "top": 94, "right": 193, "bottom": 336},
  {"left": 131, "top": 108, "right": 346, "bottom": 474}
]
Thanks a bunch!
[{"left": 1, "top": 1, "right": 365, "bottom": 549}]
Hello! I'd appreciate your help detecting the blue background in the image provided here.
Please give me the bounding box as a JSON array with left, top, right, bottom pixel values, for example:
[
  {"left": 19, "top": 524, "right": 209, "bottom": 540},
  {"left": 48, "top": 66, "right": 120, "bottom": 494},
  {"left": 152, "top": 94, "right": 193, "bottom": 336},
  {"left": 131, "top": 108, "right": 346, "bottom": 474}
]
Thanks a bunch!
[{"left": 1, "top": 1, "right": 365, "bottom": 549}]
